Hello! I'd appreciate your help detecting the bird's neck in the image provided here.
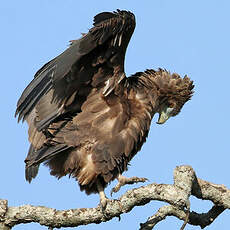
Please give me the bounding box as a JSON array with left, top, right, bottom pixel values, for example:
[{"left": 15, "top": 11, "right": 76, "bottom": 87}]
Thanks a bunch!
[
  {"left": 126, "top": 75, "right": 161, "bottom": 118},
  {"left": 122, "top": 80, "right": 159, "bottom": 140}
]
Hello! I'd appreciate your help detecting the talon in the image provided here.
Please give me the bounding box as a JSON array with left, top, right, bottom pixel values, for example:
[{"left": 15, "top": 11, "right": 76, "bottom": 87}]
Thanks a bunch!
[
  {"left": 99, "top": 197, "right": 111, "bottom": 219},
  {"left": 100, "top": 197, "right": 109, "bottom": 212},
  {"left": 110, "top": 188, "right": 115, "bottom": 197},
  {"left": 110, "top": 185, "right": 121, "bottom": 196}
]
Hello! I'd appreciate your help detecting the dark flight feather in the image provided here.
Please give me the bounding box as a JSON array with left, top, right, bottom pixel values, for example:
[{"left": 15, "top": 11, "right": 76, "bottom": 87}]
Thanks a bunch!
[
  {"left": 25, "top": 145, "right": 39, "bottom": 183},
  {"left": 16, "top": 10, "right": 194, "bottom": 197},
  {"left": 16, "top": 10, "right": 135, "bottom": 131}
]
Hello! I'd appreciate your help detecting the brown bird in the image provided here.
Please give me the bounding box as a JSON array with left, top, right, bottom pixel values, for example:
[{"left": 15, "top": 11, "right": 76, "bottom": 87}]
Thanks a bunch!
[{"left": 15, "top": 10, "right": 194, "bottom": 208}]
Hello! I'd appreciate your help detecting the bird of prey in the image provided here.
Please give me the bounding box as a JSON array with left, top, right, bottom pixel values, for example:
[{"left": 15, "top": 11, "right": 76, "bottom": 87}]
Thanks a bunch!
[{"left": 15, "top": 9, "right": 194, "bottom": 208}]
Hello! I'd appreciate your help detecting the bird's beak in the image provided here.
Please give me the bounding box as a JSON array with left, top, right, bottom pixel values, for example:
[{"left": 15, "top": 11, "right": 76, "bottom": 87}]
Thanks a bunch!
[{"left": 156, "top": 107, "right": 173, "bottom": 124}]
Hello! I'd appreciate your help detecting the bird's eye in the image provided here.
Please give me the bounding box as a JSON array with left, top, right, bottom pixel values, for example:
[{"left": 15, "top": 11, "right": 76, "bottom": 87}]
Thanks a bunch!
[{"left": 166, "top": 107, "right": 174, "bottom": 115}]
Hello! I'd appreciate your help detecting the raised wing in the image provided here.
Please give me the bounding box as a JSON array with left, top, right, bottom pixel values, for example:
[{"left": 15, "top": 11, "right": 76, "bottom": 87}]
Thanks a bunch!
[{"left": 15, "top": 10, "right": 136, "bottom": 131}]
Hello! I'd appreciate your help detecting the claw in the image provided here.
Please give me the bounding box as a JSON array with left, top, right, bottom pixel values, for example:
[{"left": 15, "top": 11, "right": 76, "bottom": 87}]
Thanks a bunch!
[
  {"left": 111, "top": 185, "right": 120, "bottom": 197},
  {"left": 99, "top": 197, "right": 110, "bottom": 213}
]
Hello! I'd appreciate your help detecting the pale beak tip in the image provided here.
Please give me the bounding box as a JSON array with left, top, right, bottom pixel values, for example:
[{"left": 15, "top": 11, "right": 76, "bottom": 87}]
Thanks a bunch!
[{"left": 156, "top": 121, "right": 164, "bottom": 125}]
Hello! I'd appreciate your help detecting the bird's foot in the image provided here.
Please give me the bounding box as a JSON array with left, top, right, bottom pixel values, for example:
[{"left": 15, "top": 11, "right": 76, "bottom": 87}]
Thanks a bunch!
[
  {"left": 97, "top": 180, "right": 110, "bottom": 216},
  {"left": 99, "top": 198, "right": 111, "bottom": 219},
  {"left": 99, "top": 196, "right": 110, "bottom": 213},
  {"left": 111, "top": 175, "right": 148, "bottom": 196},
  {"left": 99, "top": 197, "right": 123, "bottom": 220}
]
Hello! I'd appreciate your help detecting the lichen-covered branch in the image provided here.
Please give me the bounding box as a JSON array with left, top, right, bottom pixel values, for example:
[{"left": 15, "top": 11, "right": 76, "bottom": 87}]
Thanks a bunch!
[
  {"left": 0, "top": 165, "right": 229, "bottom": 229},
  {"left": 140, "top": 204, "right": 225, "bottom": 230}
]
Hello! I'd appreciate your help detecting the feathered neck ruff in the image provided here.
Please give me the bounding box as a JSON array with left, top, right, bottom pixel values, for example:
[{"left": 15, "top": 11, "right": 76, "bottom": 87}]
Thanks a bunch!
[{"left": 128, "top": 68, "right": 194, "bottom": 103}]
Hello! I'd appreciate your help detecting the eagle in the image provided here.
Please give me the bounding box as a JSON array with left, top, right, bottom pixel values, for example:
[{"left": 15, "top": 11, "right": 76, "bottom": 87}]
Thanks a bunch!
[{"left": 15, "top": 10, "right": 194, "bottom": 208}]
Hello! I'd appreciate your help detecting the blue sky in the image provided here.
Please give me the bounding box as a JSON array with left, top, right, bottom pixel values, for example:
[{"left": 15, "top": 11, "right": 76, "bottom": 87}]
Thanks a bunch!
[{"left": 1, "top": 1, "right": 230, "bottom": 229}]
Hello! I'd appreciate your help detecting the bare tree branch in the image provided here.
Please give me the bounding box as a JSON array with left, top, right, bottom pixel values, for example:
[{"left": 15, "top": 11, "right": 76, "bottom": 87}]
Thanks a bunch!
[
  {"left": 140, "top": 204, "right": 225, "bottom": 230},
  {"left": 0, "top": 165, "right": 229, "bottom": 229}
]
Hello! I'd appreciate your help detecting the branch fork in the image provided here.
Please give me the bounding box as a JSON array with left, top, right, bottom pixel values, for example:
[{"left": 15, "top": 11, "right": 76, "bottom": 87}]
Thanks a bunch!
[{"left": 0, "top": 165, "right": 229, "bottom": 229}]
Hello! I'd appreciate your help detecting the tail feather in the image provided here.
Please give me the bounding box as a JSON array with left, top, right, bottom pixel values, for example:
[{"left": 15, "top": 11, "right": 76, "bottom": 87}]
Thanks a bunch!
[
  {"left": 25, "top": 165, "right": 40, "bottom": 183},
  {"left": 25, "top": 144, "right": 71, "bottom": 182},
  {"left": 25, "top": 145, "right": 40, "bottom": 182}
]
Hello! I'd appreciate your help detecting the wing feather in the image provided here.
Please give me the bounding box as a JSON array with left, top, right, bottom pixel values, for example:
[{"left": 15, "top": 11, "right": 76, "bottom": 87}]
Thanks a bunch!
[
  {"left": 16, "top": 10, "right": 137, "bottom": 183},
  {"left": 16, "top": 10, "right": 136, "bottom": 131}
]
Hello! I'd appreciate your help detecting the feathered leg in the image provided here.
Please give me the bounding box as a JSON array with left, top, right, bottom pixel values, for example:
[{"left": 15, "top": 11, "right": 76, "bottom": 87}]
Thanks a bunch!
[
  {"left": 96, "top": 180, "right": 110, "bottom": 210},
  {"left": 111, "top": 174, "right": 148, "bottom": 196}
]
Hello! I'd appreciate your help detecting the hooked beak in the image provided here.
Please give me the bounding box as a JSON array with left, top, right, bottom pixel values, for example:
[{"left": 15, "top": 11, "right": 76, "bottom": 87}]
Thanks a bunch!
[{"left": 156, "top": 107, "right": 174, "bottom": 124}]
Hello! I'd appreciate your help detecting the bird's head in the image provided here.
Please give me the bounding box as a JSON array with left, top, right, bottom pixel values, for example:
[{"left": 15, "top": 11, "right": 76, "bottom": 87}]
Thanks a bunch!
[
  {"left": 144, "top": 69, "right": 194, "bottom": 124},
  {"left": 156, "top": 96, "right": 191, "bottom": 124}
]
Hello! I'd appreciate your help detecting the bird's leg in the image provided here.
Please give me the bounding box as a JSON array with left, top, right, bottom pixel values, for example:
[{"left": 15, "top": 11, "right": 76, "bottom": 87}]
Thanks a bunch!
[
  {"left": 111, "top": 174, "right": 148, "bottom": 196},
  {"left": 96, "top": 180, "right": 110, "bottom": 211}
]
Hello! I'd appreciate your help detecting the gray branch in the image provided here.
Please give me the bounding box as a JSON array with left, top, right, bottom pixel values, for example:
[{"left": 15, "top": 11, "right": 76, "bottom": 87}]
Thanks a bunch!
[{"left": 0, "top": 165, "right": 229, "bottom": 229}]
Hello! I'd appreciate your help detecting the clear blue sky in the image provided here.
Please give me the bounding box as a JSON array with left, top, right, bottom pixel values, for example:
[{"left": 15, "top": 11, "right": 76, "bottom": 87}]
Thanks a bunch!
[{"left": 1, "top": 1, "right": 229, "bottom": 229}]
